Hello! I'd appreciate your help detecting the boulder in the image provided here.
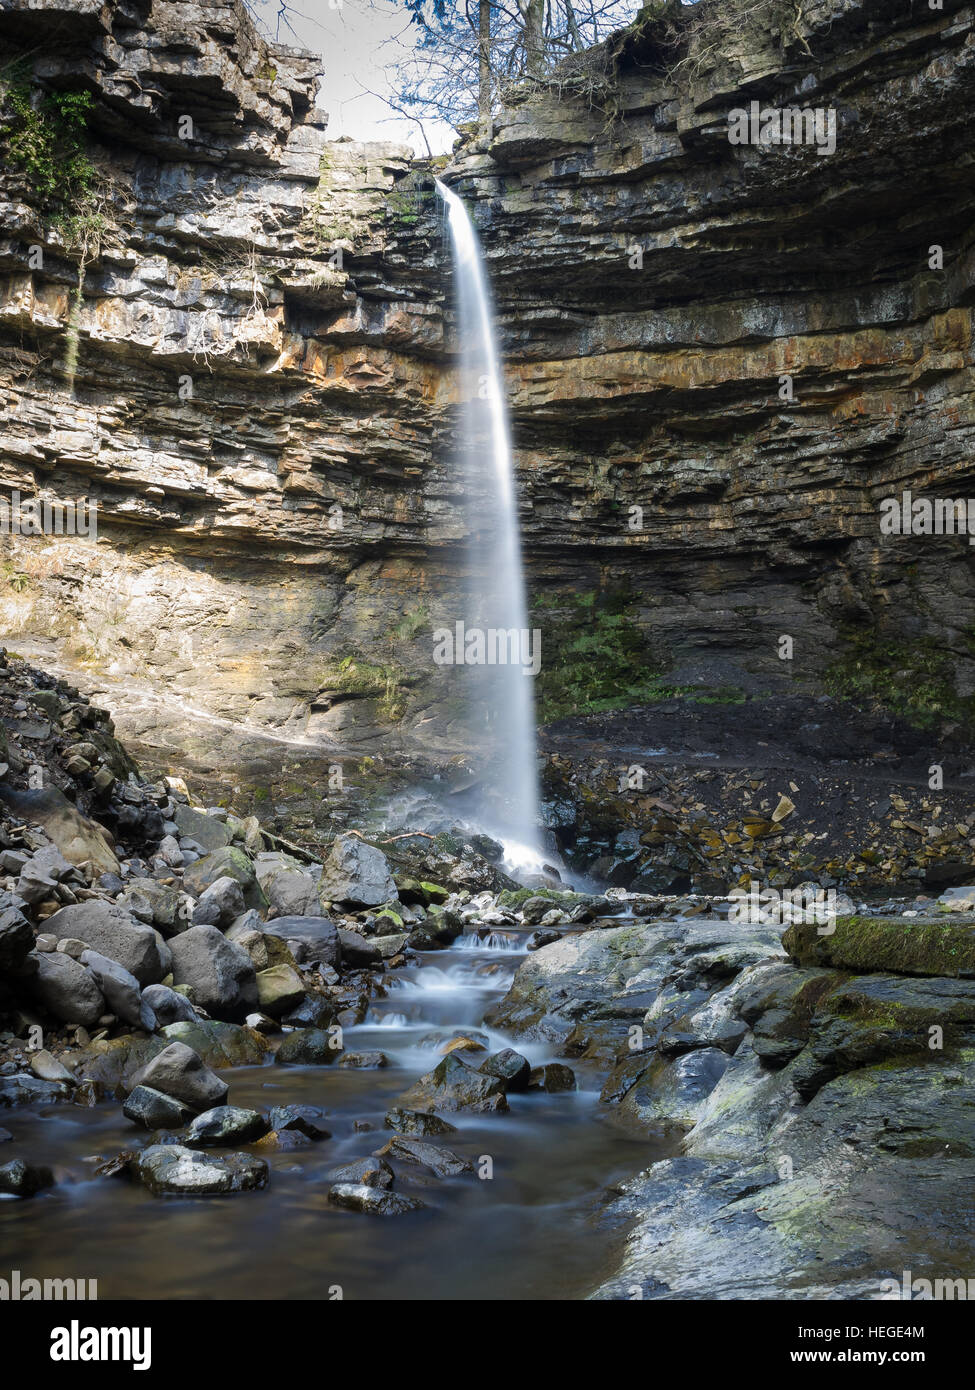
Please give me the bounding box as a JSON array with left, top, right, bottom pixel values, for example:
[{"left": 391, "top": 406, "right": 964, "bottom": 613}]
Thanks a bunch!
[
  {"left": 184, "top": 1106, "right": 270, "bottom": 1146},
  {"left": 183, "top": 847, "right": 262, "bottom": 910},
  {"left": 374, "top": 1135, "right": 473, "bottom": 1177},
  {"left": 266, "top": 1105, "right": 330, "bottom": 1140},
  {"left": 478, "top": 1048, "right": 532, "bottom": 1092},
  {"left": 118, "top": 880, "right": 184, "bottom": 935},
  {"left": 28, "top": 950, "right": 105, "bottom": 1027},
  {"left": 264, "top": 916, "right": 339, "bottom": 970},
  {"left": 396, "top": 1053, "right": 509, "bottom": 1114},
  {"left": 328, "top": 1157, "right": 393, "bottom": 1188},
  {"left": 0, "top": 894, "right": 33, "bottom": 972},
  {"left": 783, "top": 914, "right": 975, "bottom": 978},
  {"left": 528, "top": 1063, "right": 577, "bottom": 1093},
  {"left": 0, "top": 1158, "right": 54, "bottom": 1197},
  {"left": 133, "top": 1144, "right": 268, "bottom": 1196},
  {"left": 131, "top": 1041, "right": 229, "bottom": 1112},
  {"left": 192, "top": 875, "right": 246, "bottom": 928},
  {"left": 0, "top": 785, "right": 118, "bottom": 875},
  {"left": 167, "top": 926, "right": 258, "bottom": 1019},
  {"left": 274, "top": 1027, "right": 342, "bottom": 1066},
  {"left": 383, "top": 1107, "right": 457, "bottom": 1136},
  {"left": 174, "top": 805, "right": 232, "bottom": 853},
  {"left": 123, "top": 1085, "right": 195, "bottom": 1130},
  {"left": 43, "top": 901, "right": 170, "bottom": 986},
  {"left": 81, "top": 949, "right": 155, "bottom": 1030},
  {"left": 256, "top": 964, "right": 305, "bottom": 1017},
  {"left": 320, "top": 834, "right": 397, "bottom": 908},
  {"left": 327, "top": 1183, "right": 424, "bottom": 1216},
  {"left": 142, "top": 984, "right": 197, "bottom": 1026}
]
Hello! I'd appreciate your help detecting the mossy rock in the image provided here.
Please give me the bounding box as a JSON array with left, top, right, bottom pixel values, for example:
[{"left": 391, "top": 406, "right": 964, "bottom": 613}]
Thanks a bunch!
[
  {"left": 161, "top": 1021, "right": 271, "bottom": 1069},
  {"left": 497, "top": 887, "right": 593, "bottom": 911},
  {"left": 183, "top": 846, "right": 266, "bottom": 911},
  {"left": 783, "top": 914, "right": 975, "bottom": 978}
]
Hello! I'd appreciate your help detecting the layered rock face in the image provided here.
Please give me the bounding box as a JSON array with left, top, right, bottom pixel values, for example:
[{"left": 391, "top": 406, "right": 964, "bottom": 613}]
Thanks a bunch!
[
  {"left": 452, "top": 0, "right": 975, "bottom": 705},
  {"left": 1, "top": 0, "right": 974, "bottom": 763}
]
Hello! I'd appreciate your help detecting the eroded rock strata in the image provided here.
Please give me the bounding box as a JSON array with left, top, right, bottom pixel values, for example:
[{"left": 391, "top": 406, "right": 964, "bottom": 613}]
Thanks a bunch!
[{"left": 0, "top": 0, "right": 974, "bottom": 763}]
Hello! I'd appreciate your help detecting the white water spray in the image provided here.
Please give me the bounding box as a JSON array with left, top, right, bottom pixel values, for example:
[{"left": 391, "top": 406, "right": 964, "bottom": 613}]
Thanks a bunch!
[{"left": 436, "top": 179, "right": 542, "bottom": 867}]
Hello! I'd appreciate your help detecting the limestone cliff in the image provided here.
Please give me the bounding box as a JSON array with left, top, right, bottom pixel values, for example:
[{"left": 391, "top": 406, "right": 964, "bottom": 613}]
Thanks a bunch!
[{"left": 1, "top": 0, "right": 974, "bottom": 766}]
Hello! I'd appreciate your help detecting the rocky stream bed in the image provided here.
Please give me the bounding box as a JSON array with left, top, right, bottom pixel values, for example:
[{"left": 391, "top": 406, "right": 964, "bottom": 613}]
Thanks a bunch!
[{"left": 0, "top": 650, "right": 973, "bottom": 1300}]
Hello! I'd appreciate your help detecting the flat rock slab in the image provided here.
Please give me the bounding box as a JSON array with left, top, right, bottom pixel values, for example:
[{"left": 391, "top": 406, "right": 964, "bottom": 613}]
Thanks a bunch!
[{"left": 133, "top": 1144, "right": 268, "bottom": 1196}]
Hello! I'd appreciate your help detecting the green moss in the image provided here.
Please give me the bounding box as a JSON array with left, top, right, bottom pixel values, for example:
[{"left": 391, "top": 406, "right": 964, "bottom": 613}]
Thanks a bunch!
[
  {"left": 784, "top": 914, "right": 975, "bottom": 978},
  {"left": 824, "top": 627, "right": 975, "bottom": 733}
]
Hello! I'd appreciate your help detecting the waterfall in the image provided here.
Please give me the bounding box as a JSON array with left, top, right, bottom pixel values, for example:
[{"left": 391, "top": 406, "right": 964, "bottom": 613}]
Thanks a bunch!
[{"left": 435, "top": 178, "right": 542, "bottom": 868}]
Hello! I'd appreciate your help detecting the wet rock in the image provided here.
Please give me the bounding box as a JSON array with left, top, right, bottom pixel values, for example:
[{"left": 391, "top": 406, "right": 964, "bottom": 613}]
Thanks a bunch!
[
  {"left": 282, "top": 994, "right": 335, "bottom": 1029},
  {"left": 528, "top": 1063, "right": 577, "bottom": 1093},
  {"left": 320, "top": 834, "right": 397, "bottom": 908},
  {"left": 160, "top": 1020, "right": 269, "bottom": 1070},
  {"left": 783, "top": 913, "right": 975, "bottom": 978},
  {"left": 339, "top": 1051, "right": 388, "bottom": 1069},
  {"left": 0, "top": 1073, "right": 73, "bottom": 1106},
  {"left": 327, "top": 1183, "right": 424, "bottom": 1215},
  {"left": 267, "top": 1105, "right": 330, "bottom": 1140},
  {"left": 617, "top": 1049, "right": 729, "bottom": 1131},
  {"left": 28, "top": 950, "right": 105, "bottom": 1027},
  {"left": 167, "top": 926, "right": 258, "bottom": 1020},
  {"left": 28, "top": 1050, "right": 75, "bottom": 1084},
  {"left": 123, "top": 1084, "right": 196, "bottom": 1130},
  {"left": 328, "top": 1157, "right": 394, "bottom": 1187},
  {"left": 142, "top": 983, "right": 198, "bottom": 1026},
  {"left": 131, "top": 1040, "right": 229, "bottom": 1112},
  {"left": 383, "top": 1107, "right": 457, "bottom": 1136},
  {"left": 256, "top": 963, "right": 305, "bottom": 1017},
  {"left": 42, "top": 901, "right": 170, "bottom": 986},
  {"left": 185, "top": 1105, "right": 270, "bottom": 1146},
  {"left": 478, "top": 1048, "right": 531, "bottom": 1092},
  {"left": 397, "top": 1053, "right": 509, "bottom": 1114},
  {"left": 81, "top": 949, "right": 155, "bottom": 1030},
  {"left": 274, "top": 1027, "right": 342, "bottom": 1066},
  {"left": 440, "top": 1035, "right": 486, "bottom": 1057},
  {"left": 264, "top": 916, "right": 339, "bottom": 970},
  {"left": 0, "top": 1158, "right": 54, "bottom": 1197},
  {"left": 133, "top": 1144, "right": 268, "bottom": 1196},
  {"left": 374, "top": 1134, "right": 473, "bottom": 1177},
  {"left": 526, "top": 929, "right": 561, "bottom": 951}
]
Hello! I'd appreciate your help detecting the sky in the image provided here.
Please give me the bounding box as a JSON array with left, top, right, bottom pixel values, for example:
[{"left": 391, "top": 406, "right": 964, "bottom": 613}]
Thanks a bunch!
[{"left": 245, "top": 0, "right": 458, "bottom": 154}]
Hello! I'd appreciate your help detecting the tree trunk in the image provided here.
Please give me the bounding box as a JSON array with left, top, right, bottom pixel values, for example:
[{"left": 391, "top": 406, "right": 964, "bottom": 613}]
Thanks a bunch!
[
  {"left": 478, "top": 0, "right": 492, "bottom": 140},
  {"left": 518, "top": 0, "right": 545, "bottom": 76}
]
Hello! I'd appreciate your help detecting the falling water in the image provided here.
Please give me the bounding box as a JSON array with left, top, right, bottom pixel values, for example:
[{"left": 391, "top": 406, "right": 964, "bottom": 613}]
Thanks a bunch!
[{"left": 436, "top": 179, "right": 542, "bottom": 868}]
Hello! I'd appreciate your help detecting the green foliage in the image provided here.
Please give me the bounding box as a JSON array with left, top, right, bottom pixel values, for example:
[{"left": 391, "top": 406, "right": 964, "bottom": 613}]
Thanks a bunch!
[
  {"left": 335, "top": 655, "right": 408, "bottom": 722},
  {"left": 824, "top": 628, "right": 975, "bottom": 732},
  {"left": 532, "top": 589, "right": 663, "bottom": 722},
  {"left": 0, "top": 64, "right": 96, "bottom": 207},
  {"left": 389, "top": 602, "right": 429, "bottom": 642}
]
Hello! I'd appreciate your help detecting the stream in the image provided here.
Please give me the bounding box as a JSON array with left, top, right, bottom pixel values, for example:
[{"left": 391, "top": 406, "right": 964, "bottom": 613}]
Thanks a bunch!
[{"left": 1, "top": 931, "right": 670, "bottom": 1301}]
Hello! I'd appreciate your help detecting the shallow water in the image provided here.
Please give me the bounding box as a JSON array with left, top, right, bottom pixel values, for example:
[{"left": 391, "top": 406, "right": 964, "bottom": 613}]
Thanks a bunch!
[{"left": 0, "top": 935, "right": 671, "bottom": 1301}]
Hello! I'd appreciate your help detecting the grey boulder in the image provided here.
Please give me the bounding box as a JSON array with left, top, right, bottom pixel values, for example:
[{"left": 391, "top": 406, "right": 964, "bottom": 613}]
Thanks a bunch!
[
  {"left": 131, "top": 1041, "right": 228, "bottom": 1112},
  {"left": 319, "top": 834, "right": 397, "bottom": 908},
  {"left": 42, "top": 900, "right": 171, "bottom": 985},
  {"left": 81, "top": 950, "right": 155, "bottom": 1030},
  {"left": 167, "top": 926, "right": 258, "bottom": 1020},
  {"left": 28, "top": 950, "right": 105, "bottom": 1027}
]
